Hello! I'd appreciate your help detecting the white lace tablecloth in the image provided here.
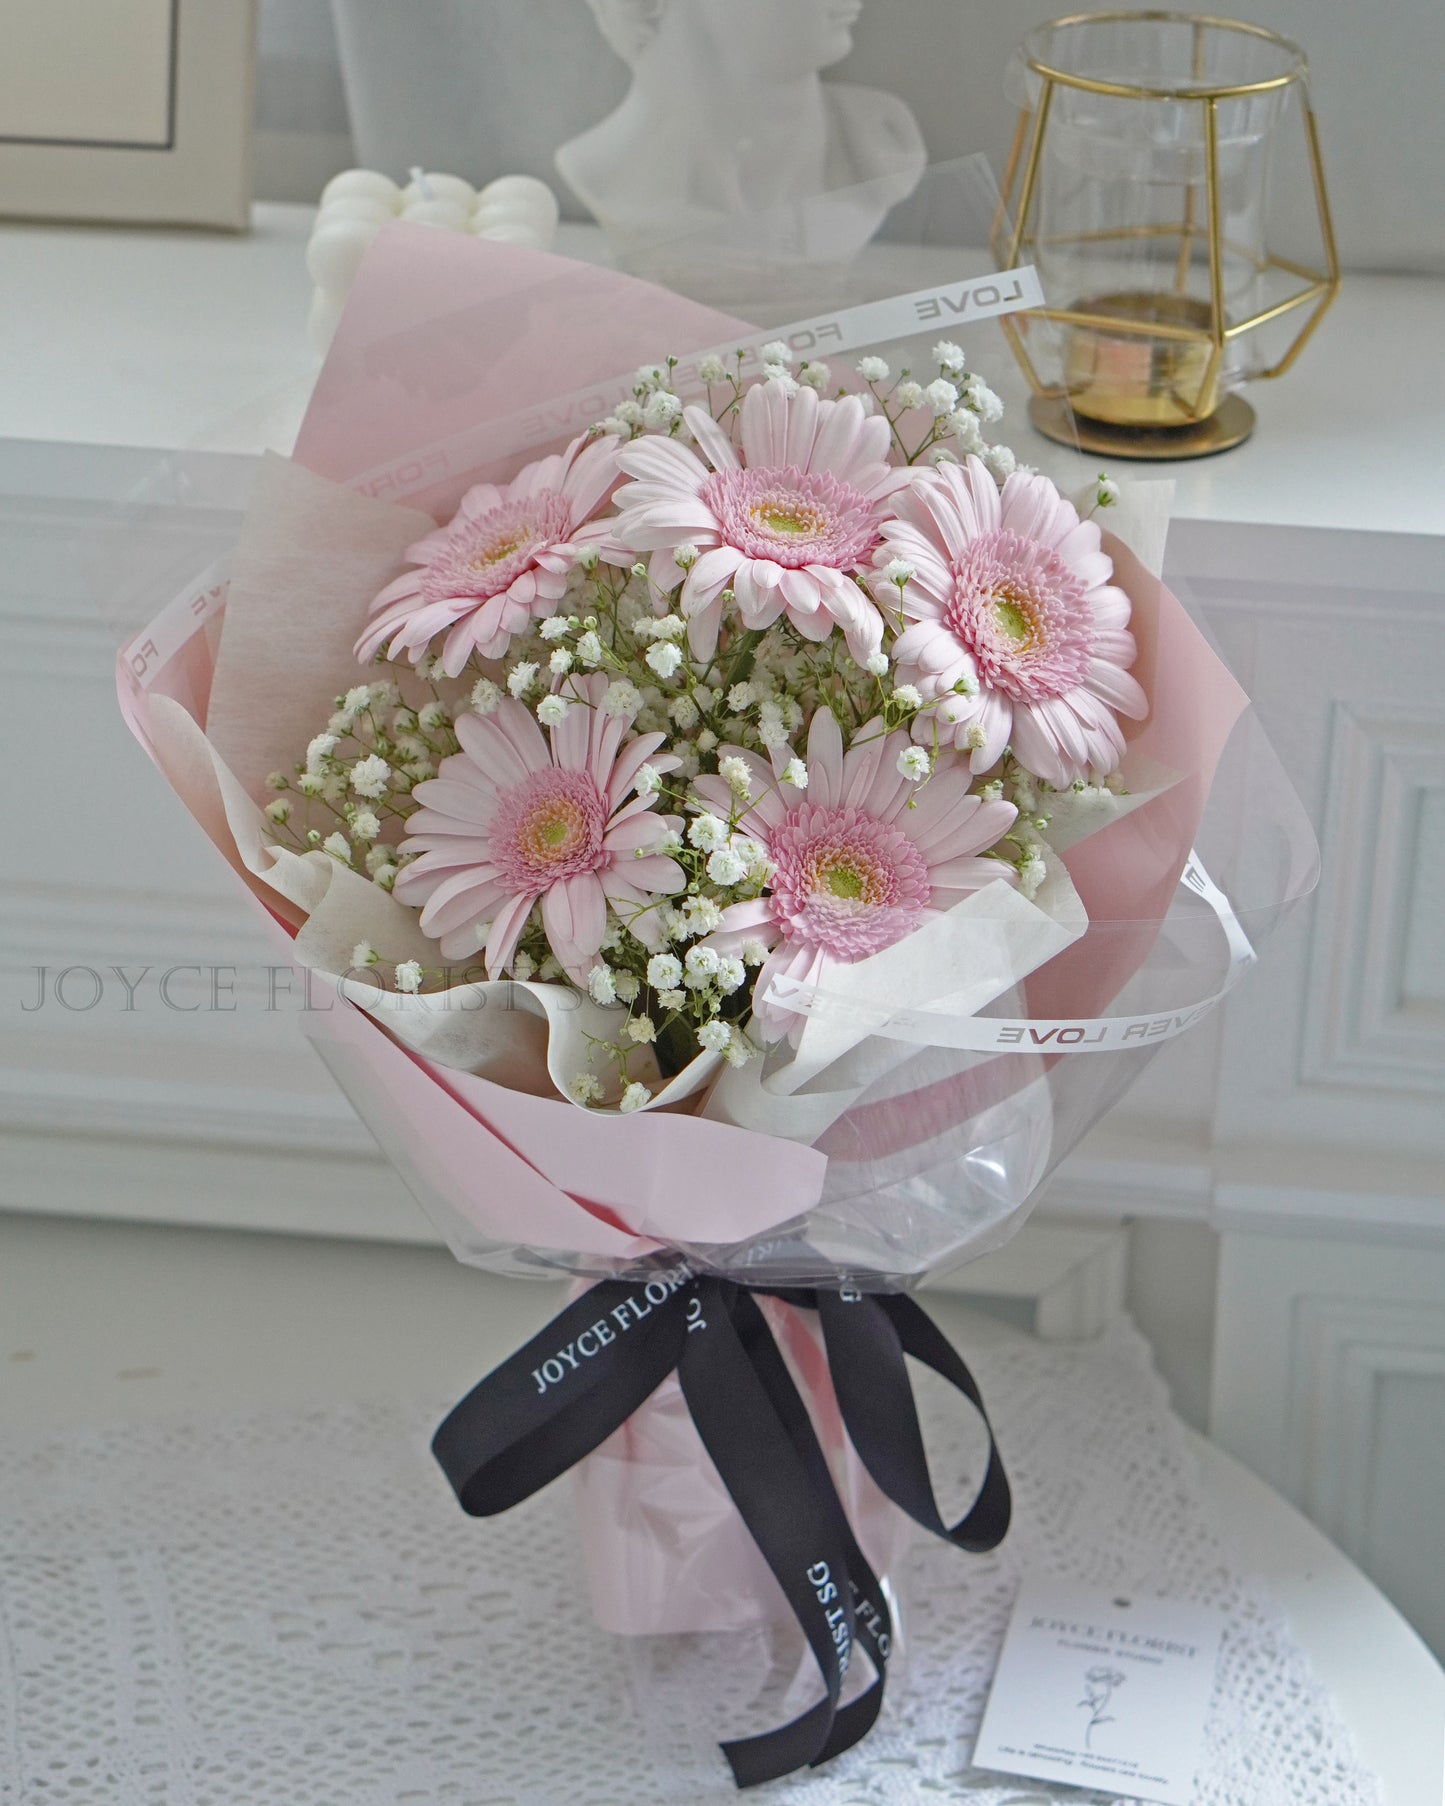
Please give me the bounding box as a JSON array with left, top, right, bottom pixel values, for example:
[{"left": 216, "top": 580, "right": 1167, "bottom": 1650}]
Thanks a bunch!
[{"left": 0, "top": 1317, "right": 1380, "bottom": 1806}]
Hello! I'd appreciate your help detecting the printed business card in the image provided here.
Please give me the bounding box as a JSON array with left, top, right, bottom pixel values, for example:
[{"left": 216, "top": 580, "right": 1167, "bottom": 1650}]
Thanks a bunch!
[{"left": 972, "top": 1575, "right": 1225, "bottom": 1805}]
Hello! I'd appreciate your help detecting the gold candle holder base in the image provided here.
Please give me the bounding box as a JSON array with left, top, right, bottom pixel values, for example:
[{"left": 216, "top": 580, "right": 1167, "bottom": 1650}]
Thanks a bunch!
[{"left": 1029, "top": 392, "right": 1256, "bottom": 461}]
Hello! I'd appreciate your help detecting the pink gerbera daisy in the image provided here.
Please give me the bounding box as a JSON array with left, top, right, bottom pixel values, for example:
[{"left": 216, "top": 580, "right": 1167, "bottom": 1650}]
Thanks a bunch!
[
  {"left": 356, "top": 434, "right": 621, "bottom": 678},
  {"left": 874, "top": 458, "right": 1148, "bottom": 788},
  {"left": 395, "top": 674, "right": 683, "bottom": 979},
  {"left": 611, "top": 379, "right": 907, "bottom": 662},
  {"left": 692, "top": 709, "right": 1017, "bottom": 1044}
]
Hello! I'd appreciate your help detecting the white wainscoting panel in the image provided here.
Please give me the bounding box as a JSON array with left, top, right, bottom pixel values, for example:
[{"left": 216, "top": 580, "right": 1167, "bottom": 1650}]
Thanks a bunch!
[{"left": 1212, "top": 1231, "right": 1445, "bottom": 1657}]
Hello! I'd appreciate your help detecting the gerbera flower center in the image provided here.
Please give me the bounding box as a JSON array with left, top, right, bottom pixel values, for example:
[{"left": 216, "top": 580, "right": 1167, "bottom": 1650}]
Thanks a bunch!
[
  {"left": 492, "top": 767, "right": 608, "bottom": 890},
  {"left": 421, "top": 492, "right": 575, "bottom": 606},
  {"left": 945, "top": 528, "right": 1093, "bottom": 702},
  {"left": 701, "top": 466, "right": 879, "bottom": 571},
  {"left": 766, "top": 804, "right": 932, "bottom": 961}
]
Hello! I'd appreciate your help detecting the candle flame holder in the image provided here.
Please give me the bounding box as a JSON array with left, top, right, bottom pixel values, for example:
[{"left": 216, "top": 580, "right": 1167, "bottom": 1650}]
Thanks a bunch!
[{"left": 993, "top": 11, "right": 1340, "bottom": 459}]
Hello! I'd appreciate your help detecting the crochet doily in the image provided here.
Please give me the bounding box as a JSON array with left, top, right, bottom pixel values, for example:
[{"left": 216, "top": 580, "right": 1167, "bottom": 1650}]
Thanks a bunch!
[{"left": 0, "top": 1318, "right": 1380, "bottom": 1806}]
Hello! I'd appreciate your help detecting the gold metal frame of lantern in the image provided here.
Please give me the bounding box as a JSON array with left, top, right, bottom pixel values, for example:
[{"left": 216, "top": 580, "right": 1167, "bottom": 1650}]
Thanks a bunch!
[{"left": 992, "top": 11, "right": 1341, "bottom": 460}]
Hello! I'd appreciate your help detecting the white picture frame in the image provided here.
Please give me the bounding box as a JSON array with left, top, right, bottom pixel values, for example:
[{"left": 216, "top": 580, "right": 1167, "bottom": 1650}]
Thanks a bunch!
[{"left": 0, "top": 0, "right": 256, "bottom": 230}]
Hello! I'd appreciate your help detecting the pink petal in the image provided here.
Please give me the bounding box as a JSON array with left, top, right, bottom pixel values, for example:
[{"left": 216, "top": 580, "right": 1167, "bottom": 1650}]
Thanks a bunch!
[
  {"left": 485, "top": 891, "right": 536, "bottom": 978},
  {"left": 806, "top": 706, "right": 845, "bottom": 807}
]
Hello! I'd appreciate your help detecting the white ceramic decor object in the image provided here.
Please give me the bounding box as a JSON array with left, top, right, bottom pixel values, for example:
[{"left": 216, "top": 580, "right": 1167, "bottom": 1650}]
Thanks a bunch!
[
  {"left": 304, "top": 168, "right": 561, "bottom": 355},
  {"left": 555, "top": 0, "right": 926, "bottom": 258}
]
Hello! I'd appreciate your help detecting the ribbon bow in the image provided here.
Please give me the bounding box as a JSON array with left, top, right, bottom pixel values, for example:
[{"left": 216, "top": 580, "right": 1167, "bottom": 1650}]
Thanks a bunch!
[{"left": 433, "top": 1269, "right": 1009, "bottom": 1789}]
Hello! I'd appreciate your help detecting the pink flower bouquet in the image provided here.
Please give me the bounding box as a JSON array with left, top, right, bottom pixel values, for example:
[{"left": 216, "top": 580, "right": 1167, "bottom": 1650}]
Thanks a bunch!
[{"left": 116, "top": 225, "right": 1314, "bottom": 1786}]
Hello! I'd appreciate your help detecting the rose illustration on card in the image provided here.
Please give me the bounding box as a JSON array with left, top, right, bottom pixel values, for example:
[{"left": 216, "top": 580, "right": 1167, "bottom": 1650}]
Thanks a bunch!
[{"left": 1078, "top": 1665, "right": 1127, "bottom": 1749}]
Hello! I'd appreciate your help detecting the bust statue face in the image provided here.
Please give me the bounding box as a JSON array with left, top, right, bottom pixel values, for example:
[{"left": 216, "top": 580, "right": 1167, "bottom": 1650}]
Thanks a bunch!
[{"left": 596, "top": 0, "right": 864, "bottom": 83}]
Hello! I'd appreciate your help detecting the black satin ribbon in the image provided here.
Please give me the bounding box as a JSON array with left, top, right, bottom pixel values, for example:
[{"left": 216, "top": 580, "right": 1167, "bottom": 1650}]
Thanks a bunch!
[{"left": 432, "top": 1269, "right": 1009, "bottom": 1790}]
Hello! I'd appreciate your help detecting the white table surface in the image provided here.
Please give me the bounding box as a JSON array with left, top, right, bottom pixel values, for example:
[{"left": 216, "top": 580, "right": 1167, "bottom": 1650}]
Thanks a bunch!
[
  {"left": 2, "top": 203, "right": 1442, "bottom": 534},
  {"left": 1, "top": 1211, "right": 1440, "bottom": 1805}
]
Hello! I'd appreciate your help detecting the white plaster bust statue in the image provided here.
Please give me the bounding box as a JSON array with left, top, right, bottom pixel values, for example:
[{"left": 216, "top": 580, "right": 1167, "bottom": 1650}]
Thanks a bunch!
[{"left": 556, "top": 0, "right": 927, "bottom": 258}]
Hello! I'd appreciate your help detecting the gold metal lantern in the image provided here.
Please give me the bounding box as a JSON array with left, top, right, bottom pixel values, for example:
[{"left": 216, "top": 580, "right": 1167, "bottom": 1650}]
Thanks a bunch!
[{"left": 994, "top": 12, "right": 1340, "bottom": 458}]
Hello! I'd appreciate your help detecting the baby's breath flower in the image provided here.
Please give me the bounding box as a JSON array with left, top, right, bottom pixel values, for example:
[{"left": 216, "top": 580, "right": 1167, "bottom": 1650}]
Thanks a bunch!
[
  {"left": 350, "top": 941, "right": 378, "bottom": 968},
  {"left": 538, "top": 613, "right": 571, "bottom": 642},
  {"left": 865, "top": 651, "right": 890, "bottom": 677},
  {"left": 742, "top": 937, "right": 770, "bottom": 966},
  {"left": 264, "top": 798, "right": 291, "bottom": 824},
  {"left": 613, "top": 971, "right": 640, "bottom": 1004},
  {"left": 727, "top": 681, "right": 757, "bottom": 711},
  {"left": 636, "top": 764, "right": 663, "bottom": 797},
  {"left": 719, "top": 755, "right": 752, "bottom": 798},
  {"left": 895, "top": 379, "right": 924, "bottom": 410},
  {"left": 687, "top": 812, "right": 728, "bottom": 852},
  {"left": 575, "top": 545, "right": 600, "bottom": 573},
  {"left": 549, "top": 648, "right": 574, "bottom": 676},
  {"left": 897, "top": 746, "right": 931, "bottom": 782},
  {"left": 672, "top": 540, "right": 700, "bottom": 572},
  {"left": 856, "top": 355, "right": 889, "bottom": 383},
  {"left": 924, "top": 377, "right": 959, "bottom": 416},
  {"left": 305, "top": 733, "right": 338, "bottom": 774},
  {"left": 695, "top": 727, "right": 718, "bottom": 753},
  {"left": 758, "top": 701, "right": 790, "bottom": 749},
  {"left": 569, "top": 1072, "right": 604, "bottom": 1105},
  {"left": 799, "top": 360, "right": 831, "bottom": 390},
  {"left": 507, "top": 662, "right": 538, "bottom": 698},
  {"left": 642, "top": 389, "right": 683, "bottom": 431},
  {"left": 350, "top": 809, "right": 381, "bottom": 841},
  {"left": 698, "top": 1019, "right": 732, "bottom": 1054},
  {"left": 575, "top": 629, "right": 604, "bottom": 667},
  {"left": 681, "top": 895, "right": 723, "bottom": 935},
  {"left": 646, "top": 642, "right": 684, "bottom": 680},
  {"left": 964, "top": 376, "right": 1005, "bottom": 423},
  {"left": 953, "top": 670, "right": 980, "bottom": 697},
  {"left": 648, "top": 953, "right": 683, "bottom": 990},
  {"left": 620, "top": 1081, "right": 652, "bottom": 1113},
  {"left": 417, "top": 701, "right": 450, "bottom": 731},
  {"left": 364, "top": 844, "right": 394, "bottom": 875},
  {"left": 882, "top": 557, "right": 915, "bottom": 589},
  {"left": 265, "top": 770, "right": 290, "bottom": 792},
  {"left": 603, "top": 680, "right": 642, "bottom": 717},
  {"left": 1018, "top": 848, "right": 1047, "bottom": 900},
  {"left": 892, "top": 683, "right": 923, "bottom": 710},
  {"left": 782, "top": 757, "right": 809, "bottom": 790},
  {"left": 724, "top": 1036, "right": 756, "bottom": 1068},
  {"left": 697, "top": 352, "right": 728, "bottom": 384},
  {"left": 627, "top": 1015, "right": 657, "bottom": 1044},
  {"left": 716, "top": 956, "right": 746, "bottom": 995},
  {"left": 1097, "top": 472, "right": 1121, "bottom": 507},
  {"left": 707, "top": 847, "right": 748, "bottom": 886},
  {"left": 684, "top": 944, "right": 720, "bottom": 986},
  {"left": 964, "top": 722, "right": 988, "bottom": 752},
  {"left": 760, "top": 339, "right": 794, "bottom": 366},
  {"left": 982, "top": 444, "right": 1017, "bottom": 482},
  {"left": 587, "top": 965, "right": 617, "bottom": 1005},
  {"left": 537, "top": 694, "right": 570, "bottom": 727},
  {"left": 669, "top": 693, "right": 700, "bottom": 729},
  {"left": 323, "top": 831, "right": 352, "bottom": 862},
  {"left": 373, "top": 863, "right": 398, "bottom": 891},
  {"left": 349, "top": 754, "right": 391, "bottom": 798},
  {"left": 948, "top": 407, "right": 983, "bottom": 450},
  {"left": 395, "top": 960, "right": 423, "bottom": 993},
  {"left": 327, "top": 711, "right": 354, "bottom": 736},
  {"left": 933, "top": 339, "right": 966, "bottom": 372},
  {"left": 511, "top": 950, "right": 537, "bottom": 981},
  {"left": 979, "top": 778, "right": 1005, "bottom": 803},
  {"left": 657, "top": 987, "right": 686, "bottom": 1009}
]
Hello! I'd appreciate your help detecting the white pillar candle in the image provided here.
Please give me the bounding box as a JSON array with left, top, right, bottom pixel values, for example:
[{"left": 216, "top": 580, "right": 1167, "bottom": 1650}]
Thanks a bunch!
[
  {"left": 401, "top": 172, "right": 477, "bottom": 211},
  {"left": 473, "top": 219, "right": 549, "bottom": 249},
  {"left": 400, "top": 198, "right": 474, "bottom": 231},
  {"left": 319, "top": 168, "right": 401, "bottom": 210},
  {"left": 306, "top": 216, "right": 384, "bottom": 289},
  {"left": 307, "top": 289, "right": 348, "bottom": 356},
  {"left": 475, "top": 175, "right": 560, "bottom": 233}
]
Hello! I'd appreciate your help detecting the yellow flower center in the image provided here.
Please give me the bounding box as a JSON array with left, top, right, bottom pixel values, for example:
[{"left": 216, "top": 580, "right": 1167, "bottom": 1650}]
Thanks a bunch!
[
  {"left": 991, "top": 591, "right": 1035, "bottom": 647},
  {"left": 522, "top": 798, "right": 586, "bottom": 863},
  {"left": 471, "top": 535, "right": 523, "bottom": 573},
  {"left": 756, "top": 502, "right": 824, "bottom": 538}
]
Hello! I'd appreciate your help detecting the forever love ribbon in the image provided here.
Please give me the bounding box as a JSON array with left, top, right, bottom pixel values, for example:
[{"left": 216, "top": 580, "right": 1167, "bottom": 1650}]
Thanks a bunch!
[{"left": 432, "top": 1268, "right": 1010, "bottom": 1788}]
